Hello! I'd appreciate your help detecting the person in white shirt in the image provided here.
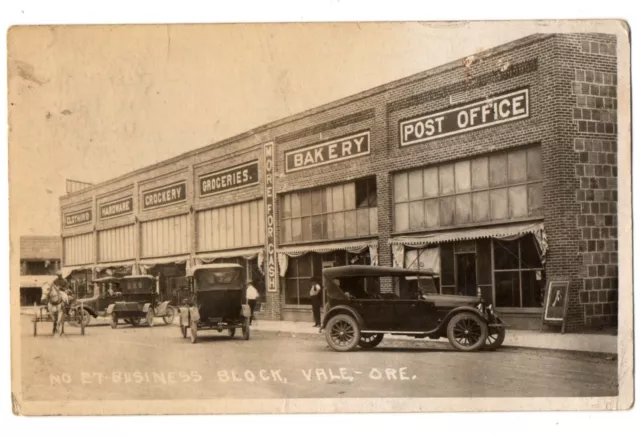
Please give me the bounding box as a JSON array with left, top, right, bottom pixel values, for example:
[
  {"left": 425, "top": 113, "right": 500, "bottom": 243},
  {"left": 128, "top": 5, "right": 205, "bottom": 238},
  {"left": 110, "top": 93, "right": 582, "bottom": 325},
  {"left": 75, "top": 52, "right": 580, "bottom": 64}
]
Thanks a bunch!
[
  {"left": 246, "top": 280, "right": 259, "bottom": 325},
  {"left": 309, "top": 279, "right": 322, "bottom": 327}
]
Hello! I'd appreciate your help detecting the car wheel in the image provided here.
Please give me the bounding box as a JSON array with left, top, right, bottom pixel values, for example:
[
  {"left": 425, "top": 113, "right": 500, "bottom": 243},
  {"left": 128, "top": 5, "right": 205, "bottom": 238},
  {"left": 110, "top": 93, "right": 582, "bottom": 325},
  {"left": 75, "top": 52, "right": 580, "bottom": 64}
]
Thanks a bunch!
[
  {"left": 242, "top": 318, "right": 250, "bottom": 340},
  {"left": 163, "top": 306, "right": 175, "bottom": 325},
  {"left": 228, "top": 328, "right": 236, "bottom": 338},
  {"left": 446, "top": 312, "right": 488, "bottom": 352},
  {"left": 484, "top": 326, "right": 506, "bottom": 351},
  {"left": 358, "top": 333, "right": 384, "bottom": 349},
  {"left": 325, "top": 314, "right": 361, "bottom": 352},
  {"left": 110, "top": 314, "right": 118, "bottom": 329},
  {"left": 190, "top": 321, "right": 198, "bottom": 344},
  {"left": 146, "top": 308, "right": 155, "bottom": 327}
]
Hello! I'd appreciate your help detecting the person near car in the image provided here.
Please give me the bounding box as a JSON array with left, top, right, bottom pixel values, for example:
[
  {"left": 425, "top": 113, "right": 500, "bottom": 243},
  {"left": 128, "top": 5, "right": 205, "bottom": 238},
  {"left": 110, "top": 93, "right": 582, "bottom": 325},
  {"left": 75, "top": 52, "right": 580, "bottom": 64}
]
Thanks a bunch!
[
  {"left": 310, "top": 279, "right": 322, "bottom": 327},
  {"left": 246, "top": 280, "right": 259, "bottom": 325}
]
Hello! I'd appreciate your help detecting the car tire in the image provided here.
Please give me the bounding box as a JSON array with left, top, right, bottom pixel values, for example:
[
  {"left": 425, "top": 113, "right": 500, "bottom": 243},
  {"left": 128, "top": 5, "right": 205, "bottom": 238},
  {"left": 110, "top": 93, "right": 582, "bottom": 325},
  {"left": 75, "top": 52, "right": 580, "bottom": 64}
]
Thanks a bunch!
[
  {"left": 146, "top": 308, "right": 155, "bottom": 327},
  {"left": 228, "top": 328, "right": 236, "bottom": 338},
  {"left": 484, "top": 326, "right": 506, "bottom": 351},
  {"left": 325, "top": 314, "right": 361, "bottom": 352},
  {"left": 80, "top": 310, "right": 91, "bottom": 328},
  {"left": 358, "top": 333, "right": 384, "bottom": 349},
  {"left": 110, "top": 314, "right": 118, "bottom": 329},
  {"left": 446, "top": 312, "right": 488, "bottom": 352},
  {"left": 163, "top": 306, "right": 175, "bottom": 325}
]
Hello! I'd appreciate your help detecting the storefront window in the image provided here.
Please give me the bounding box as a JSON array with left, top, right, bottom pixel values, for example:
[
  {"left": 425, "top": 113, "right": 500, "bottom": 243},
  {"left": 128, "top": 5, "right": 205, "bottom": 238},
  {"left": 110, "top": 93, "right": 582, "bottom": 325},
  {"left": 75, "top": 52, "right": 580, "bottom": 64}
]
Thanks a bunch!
[
  {"left": 393, "top": 145, "right": 543, "bottom": 232},
  {"left": 280, "top": 178, "right": 378, "bottom": 244},
  {"left": 196, "top": 199, "right": 264, "bottom": 252}
]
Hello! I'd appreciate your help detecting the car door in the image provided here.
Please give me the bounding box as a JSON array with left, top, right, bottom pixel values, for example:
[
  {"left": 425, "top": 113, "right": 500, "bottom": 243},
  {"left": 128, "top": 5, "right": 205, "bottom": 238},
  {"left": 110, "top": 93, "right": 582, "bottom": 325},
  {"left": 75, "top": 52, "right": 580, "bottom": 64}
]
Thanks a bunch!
[
  {"left": 351, "top": 298, "right": 394, "bottom": 331},
  {"left": 393, "top": 299, "right": 438, "bottom": 332}
]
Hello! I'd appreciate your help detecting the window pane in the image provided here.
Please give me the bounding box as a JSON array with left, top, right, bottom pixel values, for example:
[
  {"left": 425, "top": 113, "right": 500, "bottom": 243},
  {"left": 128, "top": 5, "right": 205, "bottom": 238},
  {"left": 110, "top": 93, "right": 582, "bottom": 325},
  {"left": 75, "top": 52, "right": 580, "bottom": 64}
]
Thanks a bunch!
[
  {"left": 284, "top": 279, "right": 299, "bottom": 304},
  {"left": 508, "top": 185, "right": 528, "bottom": 218},
  {"left": 439, "top": 164, "right": 455, "bottom": 195},
  {"left": 455, "top": 194, "right": 471, "bottom": 224},
  {"left": 344, "top": 210, "right": 357, "bottom": 237},
  {"left": 494, "top": 239, "right": 519, "bottom": 270},
  {"left": 291, "top": 193, "right": 301, "bottom": 218},
  {"left": 527, "top": 146, "right": 543, "bottom": 180},
  {"left": 321, "top": 215, "right": 328, "bottom": 239},
  {"left": 300, "top": 192, "right": 311, "bottom": 217},
  {"left": 298, "top": 281, "right": 312, "bottom": 305},
  {"left": 455, "top": 160, "right": 471, "bottom": 193},
  {"left": 324, "top": 188, "right": 333, "bottom": 213},
  {"left": 332, "top": 186, "right": 344, "bottom": 212},
  {"left": 490, "top": 188, "right": 508, "bottom": 220},
  {"left": 522, "top": 270, "right": 545, "bottom": 308},
  {"left": 440, "top": 196, "right": 455, "bottom": 226},
  {"left": 311, "top": 190, "right": 324, "bottom": 215},
  {"left": 476, "top": 239, "right": 492, "bottom": 285},
  {"left": 333, "top": 212, "right": 345, "bottom": 238},
  {"left": 471, "top": 157, "right": 489, "bottom": 189},
  {"left": 394, "top": 203, "right": 409, "bottom": 232},
  {"left": 301, "top": 216, "right": 312, "bottom": 241},
  {"left": 355, "top": 179, "right": 369, "bottom": 208},
  {"left": 356, "top": 208, "right": 370, "bottom": 236},
  {"left": 495, "top": 271, "right": 521, "bottom": 307},
  {"left": 489, "top": 154, "right": 508, "bottom": 187},
  {"left": 369, "top": 207, "right": 378, "bottom": 234},
  {"left": 312, "top": 253, "right": 323, "bottom": 277},
  {"left": 423, "top": 167, "right": 439, "bottom": 198},
  {"left": 282, "top": 195, "right": 291, "bottom": 219},
  {"left": 440, "top": 244, "right": 455, "bottom": 286},
  {"left": 326, "top": 213, "right": 334, "bottom": 239},
  {"left": 344, "top": 183, "right": 356, "bottom": 210},
  {"left": 311, "top": 215, "right": 323, "bottom": 240},
  {"left": 368, "top": 179, "right": 377, "bottom": 207},
  {"left": 521, "top": 235, "right": 543, "bottom": 269},
  {"left": 472, "top": 191, "right": 490, "bottom": 222},
  {"left": 281, "top": 219, "right": 291, "bottom": 243},
  {"left": 508, "top": 149, "right": 528, "bottom": 183},
  {"left": 408, "top": 170, "right": 423, "bottom": 200},
  {"left": 409, "top": 201, "right": 425, "bottom": 230},
  {"left": 528, "top": 182, "right": 543, "bottom": 216},
  {"left": 394, "top": 173, "right": 409, "bottom": 202},
  {"left": 298, "top": 255, "right": 312, "bottom": 277},
  {"left": 424, "top": 199, "right": 439, "bottom": 228},
  {"left": 291, "top": 218, "right": 302, "bottom": 241}
]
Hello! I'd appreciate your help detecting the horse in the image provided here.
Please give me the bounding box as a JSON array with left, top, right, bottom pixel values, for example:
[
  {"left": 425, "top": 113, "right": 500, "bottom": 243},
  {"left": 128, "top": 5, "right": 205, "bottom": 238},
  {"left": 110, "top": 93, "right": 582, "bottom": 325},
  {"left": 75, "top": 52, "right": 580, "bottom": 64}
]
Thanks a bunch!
[{"left": 41, "top": 282, "right": 70, "bottom": 336}]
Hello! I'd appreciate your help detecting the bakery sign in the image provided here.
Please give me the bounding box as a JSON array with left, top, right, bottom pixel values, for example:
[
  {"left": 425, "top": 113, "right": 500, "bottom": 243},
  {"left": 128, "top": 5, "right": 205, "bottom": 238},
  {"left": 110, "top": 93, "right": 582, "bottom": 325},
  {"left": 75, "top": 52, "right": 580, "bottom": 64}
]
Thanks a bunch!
[
  {"left": 199, "top": 160, "right": 259, "bottom": 197},
  {"left": 64, "top": 209, "right": 92, "bottom": 228},
  {"left": 100, "top": 197, "right": 133, "bottom": 220},
  {"left": 285, "top": 131, "right": 370, "bottom": 173},
  {"left": 400, "top": 88, "right": 530, "bottom": 147},
  {"left": 142, "top": 182, "right": 187, "bottom": 210}
]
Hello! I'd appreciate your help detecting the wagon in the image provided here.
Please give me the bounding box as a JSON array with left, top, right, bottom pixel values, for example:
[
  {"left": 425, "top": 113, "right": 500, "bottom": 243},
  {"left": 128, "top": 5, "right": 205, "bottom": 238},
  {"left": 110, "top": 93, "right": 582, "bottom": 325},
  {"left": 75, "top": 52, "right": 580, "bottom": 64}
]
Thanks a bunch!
[
  {"left": 107, "top": 275, "right": 176, "bottom": 328},
  {"left": 32, "top": 300, "right": 87, "bottom": 336}
]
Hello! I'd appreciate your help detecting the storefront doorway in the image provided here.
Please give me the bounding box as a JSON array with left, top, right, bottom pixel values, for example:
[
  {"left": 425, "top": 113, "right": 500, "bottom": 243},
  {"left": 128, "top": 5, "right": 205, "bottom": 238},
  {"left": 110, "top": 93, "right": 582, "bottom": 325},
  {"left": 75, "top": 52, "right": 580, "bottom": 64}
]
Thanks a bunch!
[{"left": 20, "top": 287, "right": 42, "bottom": 306}]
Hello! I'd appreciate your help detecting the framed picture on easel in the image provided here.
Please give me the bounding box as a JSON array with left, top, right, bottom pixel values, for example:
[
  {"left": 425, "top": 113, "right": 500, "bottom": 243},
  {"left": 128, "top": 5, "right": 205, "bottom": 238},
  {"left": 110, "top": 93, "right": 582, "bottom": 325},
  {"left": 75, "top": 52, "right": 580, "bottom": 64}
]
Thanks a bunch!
[{"left": 540, "top": 280, "right": 570, "bottom": 334}]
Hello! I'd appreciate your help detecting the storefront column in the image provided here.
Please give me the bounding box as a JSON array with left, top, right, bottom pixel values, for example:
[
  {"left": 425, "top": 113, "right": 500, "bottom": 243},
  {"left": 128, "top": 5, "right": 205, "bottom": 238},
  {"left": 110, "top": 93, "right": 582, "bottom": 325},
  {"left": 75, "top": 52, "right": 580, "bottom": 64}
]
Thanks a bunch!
[
  {"left": 376, "top": 172, "right": 393, "bottom": 293},
  {"left": 188, "top": 165, "right": 197, "bottom": 260},
  {"left": 132, "top": 181, "right": 141, "bottom": 267}
]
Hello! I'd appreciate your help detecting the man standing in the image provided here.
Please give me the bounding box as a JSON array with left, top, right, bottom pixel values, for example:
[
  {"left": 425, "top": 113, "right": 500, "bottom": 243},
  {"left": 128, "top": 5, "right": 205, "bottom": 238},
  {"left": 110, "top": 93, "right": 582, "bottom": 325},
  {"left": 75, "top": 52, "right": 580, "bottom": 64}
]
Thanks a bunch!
[
  {"left": 246, "top": 280, "right": 259, "bottom": 325},
  {"left": 309, "top": 278, "right": 322, "bottom": 327}
]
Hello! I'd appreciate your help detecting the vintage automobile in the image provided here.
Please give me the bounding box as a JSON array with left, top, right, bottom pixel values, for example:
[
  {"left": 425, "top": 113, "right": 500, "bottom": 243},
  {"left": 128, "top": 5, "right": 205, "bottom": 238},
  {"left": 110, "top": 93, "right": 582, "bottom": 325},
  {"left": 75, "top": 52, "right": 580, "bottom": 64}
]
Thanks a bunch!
[
  {"left": 108, "top": 275, "right": 176, "bottom": 328},
  {"left": 178, "top": 264, "right": 251, "bottom": 344},
  {"left": 70, "top": 276, "right": 123, "bottom": 327},
  {"left": 320, "top": 265, "right": 506, "bottom": 352}
]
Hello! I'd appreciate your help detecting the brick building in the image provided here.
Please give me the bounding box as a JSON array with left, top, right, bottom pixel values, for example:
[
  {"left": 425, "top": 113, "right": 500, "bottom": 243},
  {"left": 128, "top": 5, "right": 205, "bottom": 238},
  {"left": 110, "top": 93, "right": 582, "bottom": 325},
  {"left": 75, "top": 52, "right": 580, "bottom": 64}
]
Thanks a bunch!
[
  {"left": 19, "top": 236, "right": 62, "bottom": 305},
  {"left": 59, "top": 33, "right": 618, "bottom": 331}
]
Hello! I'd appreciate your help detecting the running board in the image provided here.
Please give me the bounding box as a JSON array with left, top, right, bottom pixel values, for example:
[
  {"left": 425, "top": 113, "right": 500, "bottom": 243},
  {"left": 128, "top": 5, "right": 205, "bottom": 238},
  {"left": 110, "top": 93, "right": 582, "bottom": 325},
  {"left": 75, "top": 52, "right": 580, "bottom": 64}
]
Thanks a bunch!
[{"left": 361, "top": 330, "right": 434, "bottom": 335}]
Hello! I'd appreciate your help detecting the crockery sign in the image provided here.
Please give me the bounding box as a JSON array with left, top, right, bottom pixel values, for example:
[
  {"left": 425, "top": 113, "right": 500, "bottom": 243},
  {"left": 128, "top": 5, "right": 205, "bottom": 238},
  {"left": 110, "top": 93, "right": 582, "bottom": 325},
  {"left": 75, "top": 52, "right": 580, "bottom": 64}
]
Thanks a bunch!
[
  {"left": 199, "top": 161, "right": 259, "bottom": 197},
  {"left": 143, "top": 182, "right": 187, "bottom": 210},
  {"left": 264, "top": 142, "right": 277, "bottom": 293},
  {"left": 400, "top": 88, "right": 530, "bottom": 147},
  {"left": 285, "top": 131, "right": 370, "bottom": 173},
  {"left": 64, "top": 209, "right": 92, "bottom": 228},
  {"left": 100, "top": 197, "right": 133, "bottom": 220}
]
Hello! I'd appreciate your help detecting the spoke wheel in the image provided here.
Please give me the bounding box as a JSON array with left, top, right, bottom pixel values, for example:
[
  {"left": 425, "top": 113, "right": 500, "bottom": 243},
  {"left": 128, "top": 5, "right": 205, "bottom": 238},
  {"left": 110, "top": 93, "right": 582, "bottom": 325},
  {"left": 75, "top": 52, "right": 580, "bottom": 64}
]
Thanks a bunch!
[
  {"left": 446, "top": 312, "right": 488, "bottom": 352},
  {"left": 325, "top": 314, "right": 360, "bottom": 352},
  {"left": 80, "top": 310, "right": 91, "bottom": 328},
  {"left": 358, "top": 333, "right": 384, "bottom": 349},
  {"left": 163, "top": 306, "right": 175, "bottom": 325},
  {"left": 146, "top": 308, "right": 155, "bottom": 327},
  {"left": 484, "top": 326, "right": 506, "bottom": 351}
]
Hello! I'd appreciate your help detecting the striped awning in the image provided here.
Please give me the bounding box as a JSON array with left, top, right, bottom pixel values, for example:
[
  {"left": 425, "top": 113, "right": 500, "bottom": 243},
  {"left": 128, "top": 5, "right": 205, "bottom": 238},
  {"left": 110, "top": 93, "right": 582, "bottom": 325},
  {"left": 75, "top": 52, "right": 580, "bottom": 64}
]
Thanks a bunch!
[
  {"left": 195, "top": 247, "right": 264, "bottom": 261},
  {"left": 20, "top": 275, "right": 58, "bottom": 289},
  {"left": 277, "top": 239, "right": 378, "bottom": 256},
  {"left": 138, "top": 254, "right": 190, "bottom": 265},
  {"left": 389, "top": 222, "right": 545, "bottom": 247}
]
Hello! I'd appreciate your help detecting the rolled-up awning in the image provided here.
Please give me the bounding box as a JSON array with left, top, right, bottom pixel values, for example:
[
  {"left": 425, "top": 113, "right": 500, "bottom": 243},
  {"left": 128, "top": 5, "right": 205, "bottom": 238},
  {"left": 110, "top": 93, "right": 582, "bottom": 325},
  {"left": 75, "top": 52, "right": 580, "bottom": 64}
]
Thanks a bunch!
[
  {"left": 20, "top": 275, "right": 58, "bottom": 289},
  {"left": 195, "top": 247, "right": 264, "bottom": 262},
  {"left": 277, "top": 239, "right": 378, "bottom": 256},
  {"left": 95, "top": 260, "right": 136, "bottom": 272},
  {"left": 138, "top": 254, "right": 190, "bottom": 266}
]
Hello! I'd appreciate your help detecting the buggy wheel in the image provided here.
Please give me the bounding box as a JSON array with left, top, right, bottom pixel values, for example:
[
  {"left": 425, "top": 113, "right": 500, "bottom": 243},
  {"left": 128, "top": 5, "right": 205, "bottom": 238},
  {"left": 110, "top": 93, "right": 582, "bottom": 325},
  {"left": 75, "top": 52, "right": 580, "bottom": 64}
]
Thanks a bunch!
[
  {"left": 146, "top": 308, "right": 155, "bottom": 327},
  {"left": 68, "top": 308, "right": 80, "bottom": 327},
  {"left": 446, "top": 312, "right": 488, "bottom": 352},
  {"left": 358, "top": 333, "right": 384, "bottom": 349},
  {"left": 242, "top": 318, "right": 250, "bottom": 340},
  {"left": 190, "top": 321, "right": 198, "bottom": 344},
  {"left": 484, "top": 326, "right": 506, "bottom": 351},
  {"left": 325, "top": 314, "right": 360, "bottom": 352},
  {"left": 181, "top": 325, "right": 188, "bottom": 338},
  {"left": 228, "top": 328, "right": 236, "bottom": 338},
  {"left": 163, "top": 306, "right": 175, "bottom": 325},
  {"left": 110, "top": 314, "right": 118, "bottom": 329}
]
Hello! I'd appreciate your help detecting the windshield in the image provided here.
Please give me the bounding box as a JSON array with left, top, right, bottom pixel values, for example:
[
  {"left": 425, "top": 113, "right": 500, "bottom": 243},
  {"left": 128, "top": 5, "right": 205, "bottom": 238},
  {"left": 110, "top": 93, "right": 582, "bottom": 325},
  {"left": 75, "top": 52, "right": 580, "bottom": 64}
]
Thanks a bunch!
[{"left": 195, "top": 269, "right": 243, "bottom": 289}]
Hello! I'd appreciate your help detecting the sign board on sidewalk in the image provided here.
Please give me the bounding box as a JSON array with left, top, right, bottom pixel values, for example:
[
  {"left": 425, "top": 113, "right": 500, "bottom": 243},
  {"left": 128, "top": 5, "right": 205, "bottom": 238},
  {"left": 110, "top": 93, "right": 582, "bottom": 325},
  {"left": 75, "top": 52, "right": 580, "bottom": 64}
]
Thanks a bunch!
[{"left": 540, "top": 280, "right": 570, "bottom": 334}]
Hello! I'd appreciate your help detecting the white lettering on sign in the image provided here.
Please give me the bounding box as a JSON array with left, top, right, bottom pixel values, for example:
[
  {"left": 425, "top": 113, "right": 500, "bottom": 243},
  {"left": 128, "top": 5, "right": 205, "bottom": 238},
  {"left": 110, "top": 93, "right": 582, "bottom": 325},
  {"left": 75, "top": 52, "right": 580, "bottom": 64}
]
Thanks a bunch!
[
  {"left": 264, "top": 142, "right": 278, "bottom": 293},
  {"left": 400, "top": 88, "right": 530, "bottom": 146},
  {"left": 64, "top": 209, "right": 92, "bottom": 228},
  {"left": 142, "top": 182, "right": 187, "bottom": 210},
  {"left": 285, "top": 131, "right": 370, "bottom": 173},
  {"left": 52, "top": 371, "right": 204, "bottom": 385},
  {"left": 100, "top": 197, "right": 133, "bottom": 219},
  {"left": 199, "top": 161, "right": 260, "bottom": 196}
]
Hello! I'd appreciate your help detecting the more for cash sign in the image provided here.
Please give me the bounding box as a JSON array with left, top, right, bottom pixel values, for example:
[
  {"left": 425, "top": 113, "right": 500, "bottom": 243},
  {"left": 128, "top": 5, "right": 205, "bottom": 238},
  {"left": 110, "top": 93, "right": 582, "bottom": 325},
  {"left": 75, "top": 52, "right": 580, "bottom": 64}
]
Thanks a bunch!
[
  {"left": 264, "top": 142, "right": 277, "bottom": 292},
  {"left": 143, "top": 182, "right": 187, "bottom": 210},
  {"left": 199, "top": 161, "right": 259, "bottom": 197},
  {"left": 285, "top": 131, "right": 370, "bottom": 173},
  {"left": 400, "top": 88, "right": 530, "bottom": 147},
  {"left": 100, "top": 197, "right": 133, "bottom": 220},
  {"left": 64, "top": 209, "right": 92, "bottom": 228}
]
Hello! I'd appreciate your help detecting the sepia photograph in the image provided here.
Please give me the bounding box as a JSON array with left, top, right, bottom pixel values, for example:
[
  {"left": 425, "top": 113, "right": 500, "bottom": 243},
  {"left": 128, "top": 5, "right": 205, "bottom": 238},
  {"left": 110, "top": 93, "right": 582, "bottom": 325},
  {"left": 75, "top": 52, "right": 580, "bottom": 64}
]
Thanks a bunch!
[{"left": 7, "top": 19, "right": 633, "bottom": 416}]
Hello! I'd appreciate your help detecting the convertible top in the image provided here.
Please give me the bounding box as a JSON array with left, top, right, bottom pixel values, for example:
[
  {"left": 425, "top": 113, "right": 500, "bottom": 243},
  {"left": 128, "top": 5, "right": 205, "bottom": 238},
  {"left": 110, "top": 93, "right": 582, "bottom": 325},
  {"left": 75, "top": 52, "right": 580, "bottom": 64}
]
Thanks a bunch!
[
  {"left": 323, "top": 265, "right": 436, "bottom": 279},
  {"left": 191, "top": 263, "right": 244, "bottom": 273},
  {"left": 120, "top": 275, "right": 156, "bottom": 280}
]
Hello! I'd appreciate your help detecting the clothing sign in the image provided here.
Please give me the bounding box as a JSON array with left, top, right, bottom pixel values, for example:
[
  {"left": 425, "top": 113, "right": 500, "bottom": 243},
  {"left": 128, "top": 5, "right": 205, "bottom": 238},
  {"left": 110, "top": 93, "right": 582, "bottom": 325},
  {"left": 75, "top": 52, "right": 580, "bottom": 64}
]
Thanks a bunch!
[
  {"left": 64, "top": 209, "right": 92, "bottom": 228},
  {"left": 264, "top": 142, "right": 278, "bottom": 292},
  {"left": 142, "top": 182, "right": 187, "bottom": 210},
  {"left": 284, "top": 131, "right": 370, "bottom": 173},
  {"left": 100, "top": 197, "right": 133, "bottom": 220},
  {"left": 199, "top": 161, "right": 259, "bottom": 197},
  {"left": 400, "top": 88, "right": 530, "bottom": 147}
]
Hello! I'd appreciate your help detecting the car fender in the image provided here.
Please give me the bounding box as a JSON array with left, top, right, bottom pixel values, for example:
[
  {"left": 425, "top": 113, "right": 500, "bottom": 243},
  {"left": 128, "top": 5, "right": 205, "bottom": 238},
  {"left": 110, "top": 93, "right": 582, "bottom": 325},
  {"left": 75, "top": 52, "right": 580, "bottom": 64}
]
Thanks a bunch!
[
  {"left": 240, "top": 304, "right": 251, "bottom": 319},
  {"left": 81, "top": 306, "right": 98, "bottom": 318},
  {"left": 321, "top": 305, "right": 365, "bottom": 329},
  {"left": 106, "top": 304, "right": 115, "bottom": 315},
  {"left": 437, "top": 306, "right": 489, "bottom": 333},
  {"left": 142, "top": 303, "right": 152, "bottom": 313}
]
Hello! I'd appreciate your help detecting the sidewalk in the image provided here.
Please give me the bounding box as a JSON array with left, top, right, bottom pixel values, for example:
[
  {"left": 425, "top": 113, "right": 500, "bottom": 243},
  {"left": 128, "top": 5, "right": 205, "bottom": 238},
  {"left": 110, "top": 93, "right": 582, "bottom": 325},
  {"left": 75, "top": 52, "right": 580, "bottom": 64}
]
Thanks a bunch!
[{"left": 251, "top": 319, "right": 618, "bottom": 355}]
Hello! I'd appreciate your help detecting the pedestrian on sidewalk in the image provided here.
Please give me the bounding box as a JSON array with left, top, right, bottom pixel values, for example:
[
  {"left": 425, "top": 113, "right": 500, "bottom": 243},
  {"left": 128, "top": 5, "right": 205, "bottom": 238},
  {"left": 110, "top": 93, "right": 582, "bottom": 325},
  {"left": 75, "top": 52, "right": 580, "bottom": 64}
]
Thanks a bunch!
[
  {"left": 246, "top": 280, "right": 259, "bottom": 325},
  {"left": 310, "top": 278, "right": 322, "bottom": 327}
]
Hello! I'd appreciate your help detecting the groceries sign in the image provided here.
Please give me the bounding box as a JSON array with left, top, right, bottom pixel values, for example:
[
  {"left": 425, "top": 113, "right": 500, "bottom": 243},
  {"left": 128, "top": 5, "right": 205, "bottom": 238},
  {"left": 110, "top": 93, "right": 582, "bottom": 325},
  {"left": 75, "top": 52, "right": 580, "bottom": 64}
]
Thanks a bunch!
[
  {"left": 285, "top": 131, "right": 370, "bottom": 173},
  {"left": 142, "top": 182, "right": 187, "bottom": 210},
  {"left": 400, "top": 88, "right": 530, "bottom": 147},
  {"left": 64, "top": 209, "right": 92, "bottom": 228},
  {"left": 199, "top": 161, "right": 259, "bottom": 197},
  {"left": 100, "top": 197, "right": 133, "bottom": 220}
]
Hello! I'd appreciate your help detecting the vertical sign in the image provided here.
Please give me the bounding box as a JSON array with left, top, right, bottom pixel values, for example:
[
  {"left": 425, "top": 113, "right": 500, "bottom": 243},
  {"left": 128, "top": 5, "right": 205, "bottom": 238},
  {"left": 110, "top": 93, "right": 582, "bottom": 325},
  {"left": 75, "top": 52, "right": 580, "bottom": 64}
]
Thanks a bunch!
[{"left": 264, "top": 142, "right": 278, "bottom": 293}]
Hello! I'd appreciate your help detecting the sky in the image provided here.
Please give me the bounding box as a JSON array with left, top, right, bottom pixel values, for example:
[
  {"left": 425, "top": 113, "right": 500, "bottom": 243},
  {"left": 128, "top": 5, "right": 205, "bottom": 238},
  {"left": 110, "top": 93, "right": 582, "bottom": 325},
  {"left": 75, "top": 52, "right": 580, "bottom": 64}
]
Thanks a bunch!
[{"left": 8, "top": 22, "right": 557, "bottom": 236}]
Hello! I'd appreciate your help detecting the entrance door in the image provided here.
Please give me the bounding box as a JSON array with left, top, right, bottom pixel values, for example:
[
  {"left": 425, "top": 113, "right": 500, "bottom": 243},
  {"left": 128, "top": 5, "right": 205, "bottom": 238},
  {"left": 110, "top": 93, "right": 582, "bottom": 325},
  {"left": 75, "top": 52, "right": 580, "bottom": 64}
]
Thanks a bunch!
[{"left": 456, "top": 253, "right": 477, "bottom": 296}]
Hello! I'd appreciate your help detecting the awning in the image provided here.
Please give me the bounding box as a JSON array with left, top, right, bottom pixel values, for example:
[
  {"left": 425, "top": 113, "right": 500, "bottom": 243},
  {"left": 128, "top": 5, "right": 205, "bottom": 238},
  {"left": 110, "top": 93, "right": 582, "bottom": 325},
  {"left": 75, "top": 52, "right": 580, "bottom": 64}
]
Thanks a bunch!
[
  {"left": 20, "top": 275, "right": 58, "bottom": 289},
  {"left": 60, "top": 265, "right": 92, "bottom": 278},
  {"left": 195, "top": 247, "right": 264, "bottom": 262},
  {"left": 95, "top": 260, "right": 136, "bottom": 272},
  {"left": 277, "top": 239, "right": 378, "bottom": 256},
  {"left": 138, "top": 254, "right": 190, "bottom": 266}
]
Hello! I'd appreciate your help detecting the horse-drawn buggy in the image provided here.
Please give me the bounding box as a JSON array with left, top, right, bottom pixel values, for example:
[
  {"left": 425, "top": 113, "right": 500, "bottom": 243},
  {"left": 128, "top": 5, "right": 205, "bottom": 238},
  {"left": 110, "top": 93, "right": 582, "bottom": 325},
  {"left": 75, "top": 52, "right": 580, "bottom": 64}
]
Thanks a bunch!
[
  {"left": 107, "top": 275, "right": 176, "bottom": 328},
  {"left": 33, "top": 278, "right": 88, "bottom": 336},
  {"left": 178, "top": 264, "right": 252, "bottom": 344}
]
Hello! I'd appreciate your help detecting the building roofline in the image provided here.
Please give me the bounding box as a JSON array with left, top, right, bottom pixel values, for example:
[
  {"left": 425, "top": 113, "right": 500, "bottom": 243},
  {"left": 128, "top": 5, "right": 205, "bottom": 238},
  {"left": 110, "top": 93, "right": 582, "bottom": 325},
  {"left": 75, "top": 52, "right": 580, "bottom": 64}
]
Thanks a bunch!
[{"left": 61, "top": 32, "right": 554, "bottom": 201}]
